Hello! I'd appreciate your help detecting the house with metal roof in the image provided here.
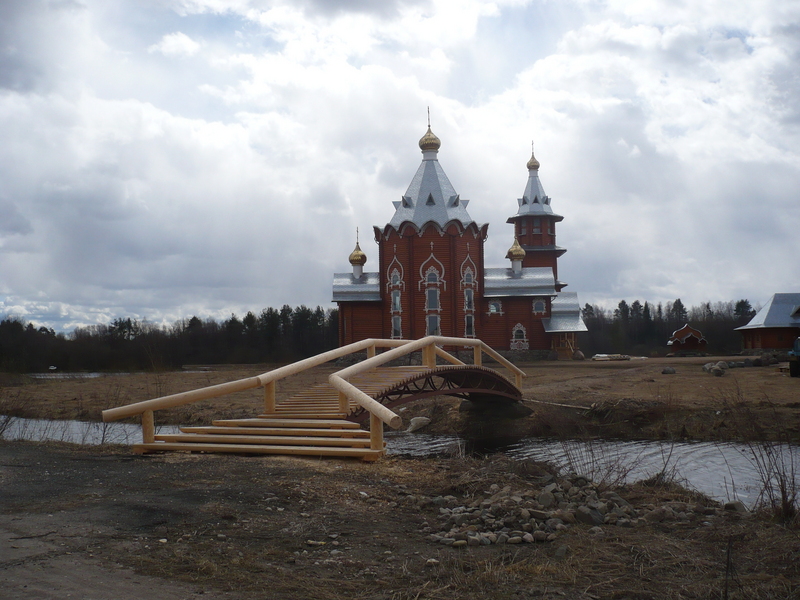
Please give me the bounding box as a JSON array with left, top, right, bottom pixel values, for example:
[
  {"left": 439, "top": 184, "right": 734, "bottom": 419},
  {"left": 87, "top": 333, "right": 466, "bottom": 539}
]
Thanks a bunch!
[
  {"left": 734, "top": 293, "right": 800, "bottom": 350},
  {"left": 332, "top": 124, "right": 587, "bottom": 356}
]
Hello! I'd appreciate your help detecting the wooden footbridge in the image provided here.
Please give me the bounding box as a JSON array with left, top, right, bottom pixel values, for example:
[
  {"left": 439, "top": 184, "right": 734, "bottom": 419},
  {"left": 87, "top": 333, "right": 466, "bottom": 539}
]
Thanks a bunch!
[{"left": 102, "top": 336, "right": 525, "bottom": 461}]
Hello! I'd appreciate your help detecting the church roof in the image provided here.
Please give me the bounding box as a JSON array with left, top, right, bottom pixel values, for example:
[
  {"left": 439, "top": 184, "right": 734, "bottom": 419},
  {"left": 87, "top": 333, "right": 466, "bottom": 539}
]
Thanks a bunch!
[
  {"left": 542, "top": 292, "right": 588, "bottom": 333},
  {"left": 734, "top": 293, "right": 800, "bottom": 331},
  {"left": 508, "top": 148, "right": 563, "bottom": 222},
  {"left": 332, "top": 272, "right": 381, "bottom": 302},
  {"left": 388, "top": 127, "right": 477, "bottom": 230},
  {"left": 483, "top": 267, "right": 556, "bottom": 297}
]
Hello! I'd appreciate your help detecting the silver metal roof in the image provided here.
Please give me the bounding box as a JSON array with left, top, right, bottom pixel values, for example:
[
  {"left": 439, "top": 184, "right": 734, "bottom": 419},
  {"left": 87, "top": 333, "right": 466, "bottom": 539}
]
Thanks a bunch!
[
  {"left": 332, "top": 272, "right": 381, "bottom": 302},
  {"left": 543, "top": 292, "right": 588, "bottom": 333},
  {"left": 483, "top": 267, "right": 556, "bottom": 297},
  {"left": 734, "top": 293, "right": 800, "bottom": 330},
  {"left": 511, "top": 167, "right": 563, "bottom": 221},
  {"left": 388, "top": 149, "right": 476, "bottom": 229}
]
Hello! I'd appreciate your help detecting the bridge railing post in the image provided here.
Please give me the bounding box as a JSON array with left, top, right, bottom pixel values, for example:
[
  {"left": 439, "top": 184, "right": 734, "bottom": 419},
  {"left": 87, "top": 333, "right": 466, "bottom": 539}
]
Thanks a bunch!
[
  {"left": 422, "top": 342, "right": 436, "bottom": 368},
  {"left": 264, "top": 380, "right": 276, "bottom": 413},
  {"left": 369, "top": 413, "right": 384, "bottom": 451},
  {"left": 473, "top": 346, "right": 482, "bottom": 366}
]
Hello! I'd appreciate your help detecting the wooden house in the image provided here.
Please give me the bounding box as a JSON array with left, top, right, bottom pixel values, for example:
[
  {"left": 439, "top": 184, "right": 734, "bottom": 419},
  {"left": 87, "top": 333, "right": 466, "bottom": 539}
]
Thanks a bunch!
[
  {"left": 667, "top": 324, "right": 707, "bottom": 353},
  {"left": 735, "top": 293, "right": 800, "bottom": 350}
]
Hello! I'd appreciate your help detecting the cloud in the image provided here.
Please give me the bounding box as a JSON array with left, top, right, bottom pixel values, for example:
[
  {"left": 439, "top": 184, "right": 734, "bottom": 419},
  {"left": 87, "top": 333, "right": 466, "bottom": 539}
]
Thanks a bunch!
[
  {"left": 0, "top": 0, "right": 798, "bottom": 331},
  {"left": 148, "top": 32, "right": 201, "bottom": 57}
]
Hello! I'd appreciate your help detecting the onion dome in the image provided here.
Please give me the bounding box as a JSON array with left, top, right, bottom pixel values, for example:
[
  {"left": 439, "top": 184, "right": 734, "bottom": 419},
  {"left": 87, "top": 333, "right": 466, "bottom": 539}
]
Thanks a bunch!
[
  {"left": 419, "top": 126, "right": 441, "bottom": 152},
  {"left": 526, "top": 148, "right": 540, "bottom": 171},
  {"left": 348, "top": 242, "right": 367, "bottom": 266},
  {"left": 506, "top": 237, "right": 526, "bottom": 261}
]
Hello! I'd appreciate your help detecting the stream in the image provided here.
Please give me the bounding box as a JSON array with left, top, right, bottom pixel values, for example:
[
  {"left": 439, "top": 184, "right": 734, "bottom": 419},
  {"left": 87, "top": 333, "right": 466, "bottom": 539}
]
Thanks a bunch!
[{"left": 2, "top": 416, "right": 796, "bottom": 506}]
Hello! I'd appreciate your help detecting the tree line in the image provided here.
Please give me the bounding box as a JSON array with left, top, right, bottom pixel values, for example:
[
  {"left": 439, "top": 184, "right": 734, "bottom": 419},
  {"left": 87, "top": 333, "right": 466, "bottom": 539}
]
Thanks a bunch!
[
  {"left": 0, "top": 306, "right": 339, "bottom": 372},
  {"left": 578, "top": 298, "right": 756, "bottom": 357}
]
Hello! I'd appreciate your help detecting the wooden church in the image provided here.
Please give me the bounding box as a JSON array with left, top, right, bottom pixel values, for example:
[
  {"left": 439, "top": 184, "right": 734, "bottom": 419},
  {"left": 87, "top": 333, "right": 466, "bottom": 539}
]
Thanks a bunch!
[{"left": 332, "top": 124, "right": 587, "bottom": 357}]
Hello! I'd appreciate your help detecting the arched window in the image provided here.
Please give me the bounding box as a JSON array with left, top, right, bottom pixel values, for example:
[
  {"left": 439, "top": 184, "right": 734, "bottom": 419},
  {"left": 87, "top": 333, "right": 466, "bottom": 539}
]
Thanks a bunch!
[
  {"left": 532, "top": 298, "right": 546, "bottom": 314},
  {"left": 510, "top": 323, "right": 529, "bottom": 350}
]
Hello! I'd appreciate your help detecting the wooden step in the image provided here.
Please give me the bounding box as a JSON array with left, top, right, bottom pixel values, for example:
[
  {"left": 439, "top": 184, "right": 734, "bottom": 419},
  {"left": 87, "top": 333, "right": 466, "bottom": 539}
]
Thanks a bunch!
[
  {"left": 213, "top": 418, "right": 360, "bottom": 428},
  {"left": 155, "top": 433, "right": 371, "bottom": 447},
  {"left": 133, "top": 442, "right": 383, "bottom": 461},
  {"left": 180, "top": 426, "right": 369, "bottom": 438}
]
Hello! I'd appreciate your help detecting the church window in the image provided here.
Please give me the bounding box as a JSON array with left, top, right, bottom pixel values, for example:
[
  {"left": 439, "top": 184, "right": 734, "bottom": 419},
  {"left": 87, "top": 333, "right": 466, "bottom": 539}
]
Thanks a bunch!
[
  {"left": 392, "top": 316, "right": 402, "bottom": 339},
  {"left": 427, "top": 315, "right": 440, "bottom": 336},
  {"left": 464, "top": 270, "right": 473, "bottom": 284},
  {"left": 520, "top": 221, "right": 527, "bottom": 236},
  {"left": 532, "top": 298, "right": 546, "bottom": 314},
  {"left": 465, "top": 314, "right": 475, "bottom": 337},
  {"left": 532, "top": 218, "right": 541, "bottom": 234},
  {"left": 427, "top": 288, "right": 439, "bottom": 310},
  {"left": 392, "top": 290, "right": 402, "bottom": 312},
  {"left": 464, "top": 288, "right": 474, "bottom": 311},
  {"left": 427, "top": 270, "right": 439, "bottom": 284},
  {"left": 510, "top": 323, "right": 529, "bottom": 350},
  {"left": 488, "top": 301, "right": 502, "bottom": 315},
  {"left": 391, "top": 271, "right": 400, "bottom": 285}
]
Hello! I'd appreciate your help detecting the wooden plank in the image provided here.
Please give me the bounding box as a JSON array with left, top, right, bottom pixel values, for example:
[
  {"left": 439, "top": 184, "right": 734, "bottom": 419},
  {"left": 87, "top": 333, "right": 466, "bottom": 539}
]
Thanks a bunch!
[
  {"left": 179, "top": 426, "right": 369, "bottom": 437},
  {"left": 133, "top": 442, "right": 385, "bottom": 459},
  {"left": 213, "top": 418, "right": 361, "bottom": 428},
  {"left": 154, "top": 434, "right": 371, "bottom": 447}
]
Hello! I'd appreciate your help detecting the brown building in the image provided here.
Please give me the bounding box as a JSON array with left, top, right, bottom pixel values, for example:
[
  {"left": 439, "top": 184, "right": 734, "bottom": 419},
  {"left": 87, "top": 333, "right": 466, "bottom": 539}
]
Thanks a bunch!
[
  {"left": 667, "top": 324, "right": 708, "bottom": 353},
  {"left": 735, "top": 293, "right": 800, "bottom": 349},
  {"left": 332, "top": 126, "right": 586, "bottom": 355}
]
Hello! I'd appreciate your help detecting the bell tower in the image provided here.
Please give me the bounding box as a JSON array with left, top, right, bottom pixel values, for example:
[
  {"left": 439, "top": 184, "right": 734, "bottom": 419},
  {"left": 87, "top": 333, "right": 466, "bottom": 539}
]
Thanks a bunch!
[{"left": 506, "top": 145, "right": 567, "bottom": 291}]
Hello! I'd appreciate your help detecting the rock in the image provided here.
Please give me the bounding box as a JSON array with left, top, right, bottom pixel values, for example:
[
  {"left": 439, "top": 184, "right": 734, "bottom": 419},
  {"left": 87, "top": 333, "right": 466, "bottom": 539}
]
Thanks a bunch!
[
  {"left": 522, "top": 532, "right": 534, "bottom": 543},
  {"left": 554, "top": 545, "right": 570, "bottom": 559},
  {"left": 703, "top": 362, "right": 715, "bottom": 373},
  {"left": 538, "top": 491, "right": 556, "bottom": 508},
  {"left": 588, "top": 526, "right": 604, "bottom": 535},
  {"left": 711, "top": 366, "right": 725, "bottom": 377},
  {"left": 662, "top": 367, "right": 676, "bottom": 374},
  {"left": 575, "top": 506, "right": 604, "bottom": 526},
  {"left": 715, "top": 361, "right": 729, "bottom": 370},
  {"left": 426, "top": 558, "right": 439, "bottom": 566},
  {"left": 643, "top": 507, "right": 668, "bottom": 522},
  {"left": 406, "top": 417, "right": 431, "bottom": 433},
  {"left": 452, "top": 540, "right": 468, "bottom": 548},
  {"left": 532, "top": 530, "right": 549, "bottom": 542},
  {"left": 507, "top": 536, "right": 523, "bottom": 544},
  {"left": 724, "top": 500, "right": 748, "bottom": 513},
  {"left": 572, "top": 350, "right": 585, "bottom": 360}
]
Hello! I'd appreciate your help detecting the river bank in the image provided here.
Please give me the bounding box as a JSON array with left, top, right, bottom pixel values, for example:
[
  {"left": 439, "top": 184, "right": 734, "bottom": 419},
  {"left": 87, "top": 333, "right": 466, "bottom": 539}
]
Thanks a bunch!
[
  {"left": 2, "top": 442, "right": 798, "bottom": 599},
  {"left": 2, "top": 357, "right": 799, "bottom": 598}
]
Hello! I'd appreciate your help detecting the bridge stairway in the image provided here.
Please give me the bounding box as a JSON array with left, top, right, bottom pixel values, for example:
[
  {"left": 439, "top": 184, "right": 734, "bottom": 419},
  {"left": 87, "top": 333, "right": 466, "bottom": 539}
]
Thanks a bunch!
[{"left": 131, "top": 367, "right": 431, "bottom": 460}]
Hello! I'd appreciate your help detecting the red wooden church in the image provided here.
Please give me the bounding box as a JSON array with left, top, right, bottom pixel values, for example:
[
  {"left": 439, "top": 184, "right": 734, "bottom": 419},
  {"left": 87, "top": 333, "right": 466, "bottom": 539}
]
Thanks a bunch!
[{"left": 332, "top": 125, "right": 586, "bottom": 356}]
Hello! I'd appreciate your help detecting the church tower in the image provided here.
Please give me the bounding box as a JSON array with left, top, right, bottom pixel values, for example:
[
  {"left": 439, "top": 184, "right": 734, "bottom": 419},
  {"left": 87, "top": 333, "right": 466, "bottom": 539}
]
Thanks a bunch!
[{"left": 506, "top": 146, "right": 567, "bottom": 290}]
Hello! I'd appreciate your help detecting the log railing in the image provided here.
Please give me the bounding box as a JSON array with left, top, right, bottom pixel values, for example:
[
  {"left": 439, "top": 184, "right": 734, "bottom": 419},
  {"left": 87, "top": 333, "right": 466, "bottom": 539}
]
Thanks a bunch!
[{"left": 102, "top": 336, "right": 525, "bottom": 453}]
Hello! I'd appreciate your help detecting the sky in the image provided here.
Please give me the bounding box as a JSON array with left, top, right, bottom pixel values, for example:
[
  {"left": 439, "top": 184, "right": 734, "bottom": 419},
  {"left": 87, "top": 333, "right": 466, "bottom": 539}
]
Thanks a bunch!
[{"left": 1, "top": 0, "right": 799, "bottom": 332}]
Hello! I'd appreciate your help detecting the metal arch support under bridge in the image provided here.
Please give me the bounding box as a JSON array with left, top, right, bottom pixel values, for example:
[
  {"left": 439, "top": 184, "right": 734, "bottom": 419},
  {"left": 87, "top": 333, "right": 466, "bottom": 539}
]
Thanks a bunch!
[
  {"left": 102, "top": 336, "right": 527, "bottom": 461},
  {"left": 345, "top": 364, "right": 522, "bottom": 424}
]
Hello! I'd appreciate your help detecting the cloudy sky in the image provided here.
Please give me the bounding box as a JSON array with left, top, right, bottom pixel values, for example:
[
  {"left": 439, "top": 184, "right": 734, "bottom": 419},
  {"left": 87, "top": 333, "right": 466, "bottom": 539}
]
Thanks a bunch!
[{"left": 1, "top": 0, "right": 799, "bottom": 331}]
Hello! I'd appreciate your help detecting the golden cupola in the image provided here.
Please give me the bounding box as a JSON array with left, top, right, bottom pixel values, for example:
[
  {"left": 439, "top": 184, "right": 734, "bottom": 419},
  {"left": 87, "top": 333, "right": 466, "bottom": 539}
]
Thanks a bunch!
[
  {"left": 506, "top": 237, "right": 526, "bottom": 261},
  {"left": 349, "top": 242, "right": 367, "bottom": 266},
  {"left": 419, "top": 126, "right": 441, "bottom": 152},
  {"left": 526, "top": 147, "right": 540, "bottom": 171}
]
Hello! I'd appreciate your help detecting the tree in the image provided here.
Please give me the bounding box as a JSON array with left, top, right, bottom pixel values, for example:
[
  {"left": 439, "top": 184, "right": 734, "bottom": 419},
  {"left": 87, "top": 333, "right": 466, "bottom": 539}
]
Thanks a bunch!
[{"left": 734, "top": 299, "right": 755, "bottom": 323}]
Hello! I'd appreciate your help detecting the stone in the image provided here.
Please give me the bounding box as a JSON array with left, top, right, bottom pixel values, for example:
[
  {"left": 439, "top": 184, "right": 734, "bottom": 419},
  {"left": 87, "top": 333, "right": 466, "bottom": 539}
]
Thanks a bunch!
[
  {"left": 554, "top": 545, "right": 570, "bottom": 559},
  {"left": 532, "top": 530, "right": 548, "bottom": 542},
  {"left": 711, "top": 366, "right": 725, "bottom": 377},
  {"left": 715, "top": 360, "right": 729, "bottom": 370},
  {"left": 575, "top": 506, "right": 604, "bottom": 526},
  {"left": 572, "top": 350, "right": 585, "bottom": 360},
  {"left": 452, "top": 540, "right": 468, "bottom": 548},
  {"left": 724, "top": 500, "right": 748, "bottom": 513},
  {"left": 406, "top": 417, "right": 431, "bottom": 433},
  {"left": 588, "top": 526, "right": 604, "bottom": 535},
  {"left": 643, "top": 507, "right": 668, "bottom": 522},
  {"left": 662, "top": 367, "right": 676, "bottom": 374},
  {"left": 538, "top": 491, "right": 556, "bottom": 508}
]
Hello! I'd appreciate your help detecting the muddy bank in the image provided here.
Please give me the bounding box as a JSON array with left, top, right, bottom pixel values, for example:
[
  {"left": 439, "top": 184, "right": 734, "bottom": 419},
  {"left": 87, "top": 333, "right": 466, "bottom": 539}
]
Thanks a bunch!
[{"left": 1, "top": 441, "right": 798, "bottom": 599}]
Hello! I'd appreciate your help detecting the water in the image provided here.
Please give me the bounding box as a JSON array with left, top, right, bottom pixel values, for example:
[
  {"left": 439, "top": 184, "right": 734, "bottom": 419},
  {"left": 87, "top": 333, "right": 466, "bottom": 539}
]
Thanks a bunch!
[
  {"left": 2, "top": 416, "right": 796, "bottom": 505},
  {"left": 385, "top": 432, "right": 799, "bottom": 505},
  {"left": 0, "top": 416, "right": 179, "bottom": 446}
]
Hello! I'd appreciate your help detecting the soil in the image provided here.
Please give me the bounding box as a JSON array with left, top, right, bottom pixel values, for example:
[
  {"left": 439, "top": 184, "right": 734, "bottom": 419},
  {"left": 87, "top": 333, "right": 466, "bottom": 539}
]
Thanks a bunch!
[{"left": 2, "top": 357, "right": 799, "bottom": 599}]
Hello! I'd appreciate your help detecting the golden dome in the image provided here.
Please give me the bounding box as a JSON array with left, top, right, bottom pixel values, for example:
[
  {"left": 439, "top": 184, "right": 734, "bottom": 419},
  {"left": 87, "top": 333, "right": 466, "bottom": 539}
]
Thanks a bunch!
[
  {"left": 526, "top": 148, "right": 540, "bottom": 171},
  {"left": 349, "top": 242, "right": 367, "bottom": 266},
  {"left": 419, "top": 126, "right": 441, "bottom": 152},
  {"left": 506, "top": 237, "right": 526, "bottom": 261}
]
